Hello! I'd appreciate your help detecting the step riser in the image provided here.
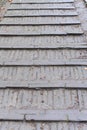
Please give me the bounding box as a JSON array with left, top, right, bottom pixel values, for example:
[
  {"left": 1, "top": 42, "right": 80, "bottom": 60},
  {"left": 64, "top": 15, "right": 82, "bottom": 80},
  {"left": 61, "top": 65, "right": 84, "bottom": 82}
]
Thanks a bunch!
[
  {"left": 0, "top": 35, "right": 85, "bottom": 47},
  {"left": 0, "top": 25, "right": 83, "bottom": 35},
  {"left": 0, "top": 89, "right": 87, "bottom": 110},
  {"left": 0, "top": 17, "right": 80, "bottom": 25},
  {"left": 12, "top": 0, "right": 74, "bottom": 4},
  {"left": 0, "top": 49, "right": 87, "bottom": 66},
  {"left": 0, "top": 89, "right": 79, "bottom": 110},
  {"left": 5, "top": 10, "right": 78, "bottom": 17},
  {"left": 9, "top": 3, "right": 75, "bottom": 10},
  {"left": 0, "top": 66, "right": 87, "bottom": 89},
  {"left": 0, "top": 0, "right": 87, "bottom": 125},
  {"left": 0, "top": 109, "right": 87, "bottom": 121},
  {"left": 0, "top": 122, "right": 86, "bottom": 130}
]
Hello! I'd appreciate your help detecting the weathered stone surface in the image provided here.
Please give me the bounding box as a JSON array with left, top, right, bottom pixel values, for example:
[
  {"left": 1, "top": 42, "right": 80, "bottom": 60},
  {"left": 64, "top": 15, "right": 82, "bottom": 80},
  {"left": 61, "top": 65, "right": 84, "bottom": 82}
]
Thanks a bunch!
[
  {"left": 75, "top": 0, "right": 87, "bottom": 33},
  {"left": 0, "top": 110, "right": 24, "bottom": 120},
  {"left": 0, "top": 25, "right": 83, "bottom": 35},
  {"left": 5, "top": 10, "right": 78, "bottom": 17},
  {"left": 0, "top": 89, "right": 78, "bottom": 109},
  {"left": 26, "top": 110, "right": 87, "bottom": 121},
  {"left": 0, "top": 66, "right": 86, "bottom": 81},
  {"left": 0, "top": 36, "right": 85, "bottom": 46},
  {"left": 0, "top": 109, "right": 87, "bottom": 122},
  {"left": 0, "top": 17, "right": 80, "bottom": 25},
  {"left": 12, "top": 0, "right": 74, "bottom": 3},
  {"left": 0, "top": 66, "right": 87, "bottom": 88},
  {"left": 78, "top": 90, "right": 87, "bottom": 110},
  {"left": 9, "top": 3, "right": 75, "bottom": 10},
  {"left": 0, "top": 43, "right": 86, "bottom": 49},
  {"left": 0, "top": 122, "right": 87, "bottom": 130},
  {"left": 0, "top": 80, "right": 87, "bottom": 88},
  {"left": 0, "top": 49, "right": 87, "bottom": 66},
  {"left": 0, "top": 0, "right": 87, "bottom": 125},
  {"left": 0, "top": 122, "right": 37, "bottom": 130}
]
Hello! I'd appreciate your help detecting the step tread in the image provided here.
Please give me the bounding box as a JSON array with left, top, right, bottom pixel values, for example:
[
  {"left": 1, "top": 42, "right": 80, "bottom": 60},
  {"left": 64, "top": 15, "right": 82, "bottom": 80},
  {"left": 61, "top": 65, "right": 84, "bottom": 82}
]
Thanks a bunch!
[
  {"left": 0, "top": 17, "right": 81, "bottom": 25},
  {"left": 0, "top": 25, "right": 83, "bottom": 35},
  {"left": 5, "top": 10, "right": 78, "bottom": 17},
  {"left": 0, "top": 122, "right": 86, "bottom": 129},
  {"left": 12, "top": 0, "right": 74, "bottom": 3},
  {"left": 0, "top": 89, "right": 79, "bottom": 110},
  {"left": 0, "top": 66, "right": 87, "bottom": 88},
  {"left": 0, "top": 49, "right": 87, "bottom": 66},
  {"left": 9, "top": 3, "right": 75, "bottom": 10},
  {"left": 0, "top": 109, "right": 87, "bottom": 121}
]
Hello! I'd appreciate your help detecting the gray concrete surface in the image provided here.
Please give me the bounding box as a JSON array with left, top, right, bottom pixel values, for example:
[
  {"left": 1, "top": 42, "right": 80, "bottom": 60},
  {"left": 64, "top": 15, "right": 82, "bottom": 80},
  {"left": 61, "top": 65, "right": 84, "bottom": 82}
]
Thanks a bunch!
[{"left": 0, "top": 0, "right": 87, "bottom": 129}]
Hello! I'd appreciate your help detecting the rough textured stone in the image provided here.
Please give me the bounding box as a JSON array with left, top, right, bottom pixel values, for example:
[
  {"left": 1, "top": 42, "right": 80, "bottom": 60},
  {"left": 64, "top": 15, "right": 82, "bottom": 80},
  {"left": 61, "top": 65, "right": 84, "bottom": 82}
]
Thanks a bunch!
[
  {"left": 0, "top": 25, "right": 83, "bottom": 35},
  {"left": 0, "top": 17, "right": 81, "bottom": 25},
  {"left": 0, "top": 0, "right": 87, "bottom": 126},
  {"left": 0, "top": 66, "right": 86, "bottom": 81},
  {"left": 0, "top": 66, "right": 87, "bottom": 88},
  {"left": 0, "top": 89, "right": 79, "bottom": 110},
  {"left": 0, "top": 36, "right": 85, "bottom": 46},
  {"left": 0, "top": 122, "right": 87, "bottom": 130},
  {"left": 5, "top": 10, "right": 78, "bottom": 17},
  {"left": 12, "top": 0, "right": 74, "bottom": 3},
  {"left": 26, "top": 110, "right": 87, "bottom": 121},
  {"left": 9, "top": 2, "right": 75, "bottom": 10},
  {"left": 0, "top": 51, "right": 87, "bottom": 66},
  {"left": 1, "top": 109, "right": 87, "bottom": 122},
  {"left": 0, "top": 49, "right": 87, "bottom": 66}
]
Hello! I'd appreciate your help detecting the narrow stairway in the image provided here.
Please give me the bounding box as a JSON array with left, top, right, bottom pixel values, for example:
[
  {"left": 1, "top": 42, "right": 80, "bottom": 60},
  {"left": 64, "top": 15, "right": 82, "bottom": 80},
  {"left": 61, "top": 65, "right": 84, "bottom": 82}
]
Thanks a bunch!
[{"left": 0, "top": 0, "right": 87, "bottom": 129}]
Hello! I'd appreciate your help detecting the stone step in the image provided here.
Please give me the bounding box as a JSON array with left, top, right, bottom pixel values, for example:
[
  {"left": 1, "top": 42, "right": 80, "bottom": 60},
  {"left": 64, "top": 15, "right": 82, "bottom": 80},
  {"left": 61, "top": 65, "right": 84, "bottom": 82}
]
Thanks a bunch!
[
  {"left": 0, "top": 37, "right": 85, "bottom": 48},
  {"left": 1, "top": 60, "right": 87, "bottom": 66},
  {"left": 0, "top": 66, "right": 87, "bottom": 88},
  {"left": 1, "top": 88, "right": 87, "bottom": 110},
  {"left": 0, "top": 80, "right": 87, "bottom": 89},
  {"left": 0, "top": 25, "right": 83, "bottom": 36},
  {"left": 9, "top": 3, "right": 75, "bottom": 10},
  {"left": 0, "top": 109, "right": 87, "bottom": 122},
  {"left": 26, "top": 110, "right": 87, "bottom": 121},
  {"left": 5, "top": 10, "right": 78, "bottom": 17},
  {"left": 0, "top": 0, "right": 87, "bottom": 127},
  {"left": 0, "top": 49, "right": 87, "bottom": 66},
  {"left": 0, "top": 88, "right": 79, "bottom": 110},
  {"left": 0, "top": 17, "right": 80, "bottom": 25},
  {"left": 12, "top": 0, "right": 74, "bottom": 4},
  {"left": 0, "top": 122, "right": 86, "bottom": 130}
]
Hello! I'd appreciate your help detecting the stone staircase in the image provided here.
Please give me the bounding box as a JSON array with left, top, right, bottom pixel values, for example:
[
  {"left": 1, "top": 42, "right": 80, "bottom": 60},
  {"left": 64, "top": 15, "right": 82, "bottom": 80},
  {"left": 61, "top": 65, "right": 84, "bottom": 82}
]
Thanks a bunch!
[{"left": 0, "top": 0, "right": 87, "bottom": 129}]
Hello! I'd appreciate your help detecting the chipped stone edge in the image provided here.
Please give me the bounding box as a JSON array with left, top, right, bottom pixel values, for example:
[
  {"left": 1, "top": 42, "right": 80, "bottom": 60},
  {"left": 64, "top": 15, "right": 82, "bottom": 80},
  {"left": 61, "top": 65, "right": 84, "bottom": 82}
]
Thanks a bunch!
[
  {"left": 0, "top": 80, "right": 87, "bottom": 89},
  {"left": 0, "top": 109, "right": 87, "bottom": 121},
  {"left": 0, "top": 60, "right": 87, "bottom": 66},
  {"left": 0, "top": 43, "right": 87, "bottom": 49}
]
